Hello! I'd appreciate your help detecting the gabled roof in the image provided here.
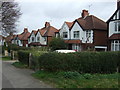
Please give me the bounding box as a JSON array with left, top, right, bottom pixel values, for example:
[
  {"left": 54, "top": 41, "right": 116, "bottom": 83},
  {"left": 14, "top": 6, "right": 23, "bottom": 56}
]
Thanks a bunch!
[
  {"left": 17, "top": 29, "right": 30, "bottom": 41},
  {"left": 28, "top": 30, "right": 37, "bottom": 38},
  {"left": 109, "top": 33, "right": 120, "bottom": 40},
  {"left": 107, "top": 7, "right": 120, "bottom": 23},
  {"left": 0, "top": 35, "right": 5, "bottom": 40},
  {"left": 65, "top": 21, "right": 74, "bottom": 29},
  {"left": 38, "top": 26, "right": 59, "bottom": 37},
  {"left": 71, "top": 15, "right": 107, "bottom": 30},
  {"left": 6, "top": 35, "right": 16, "bottom": 42}
]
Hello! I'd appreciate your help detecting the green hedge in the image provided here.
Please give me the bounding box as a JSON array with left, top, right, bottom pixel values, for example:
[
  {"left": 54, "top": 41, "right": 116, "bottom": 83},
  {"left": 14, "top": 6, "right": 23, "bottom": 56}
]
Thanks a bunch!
[
  {"left": 31, "top": 51, "right": 47, "bottom": 70},
  {"left": 39, "top": 51, "right": 120, "bottom": 73},
  {"left": 18, "top": 50, "right": 30, "bottom": 65}
]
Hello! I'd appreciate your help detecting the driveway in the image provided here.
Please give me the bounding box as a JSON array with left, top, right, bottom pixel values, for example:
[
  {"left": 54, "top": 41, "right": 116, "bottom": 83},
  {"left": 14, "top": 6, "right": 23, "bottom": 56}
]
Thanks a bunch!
[{"left": 2, "top": 60, "right": 52, "bottom": 88}]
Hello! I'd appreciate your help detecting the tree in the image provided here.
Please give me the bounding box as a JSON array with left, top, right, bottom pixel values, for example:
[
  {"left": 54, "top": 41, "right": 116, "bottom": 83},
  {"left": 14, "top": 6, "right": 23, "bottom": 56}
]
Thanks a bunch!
[
  {"left": 49, "top": 37, "right": 67, "bottom": 51},
  {"left": 1, "top": 1, "right": 21, "bottom": 36}
]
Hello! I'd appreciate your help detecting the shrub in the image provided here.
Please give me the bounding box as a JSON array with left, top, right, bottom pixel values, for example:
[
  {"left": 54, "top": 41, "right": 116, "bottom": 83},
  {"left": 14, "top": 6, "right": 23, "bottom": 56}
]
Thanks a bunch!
[
  {"left": 38, "top": 51, "right": 120, "bottom": 73},
  {"left": 63, "top": 71, "right": 80, "bottom": 79},
  {"left": 18, "top": 50, "right": 30, "bottom": 65},
  {"left": 31, "top": 51, "right": 47, "bottom": 70},
  {"left": 49, "top": 37, "right": 67, "bottom": 51}
]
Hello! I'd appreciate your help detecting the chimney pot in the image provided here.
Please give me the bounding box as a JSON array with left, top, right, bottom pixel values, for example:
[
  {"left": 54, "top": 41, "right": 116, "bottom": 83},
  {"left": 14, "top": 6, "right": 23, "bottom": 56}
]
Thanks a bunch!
[
  {"left": 45, "top": 22, "right": 50, "bottom": 28},
  {"left": 24, "top": 28, "right": 28, "bottom": 33},
  {"left": 81, "top": 10, "right": 89, "bottom": 18}
]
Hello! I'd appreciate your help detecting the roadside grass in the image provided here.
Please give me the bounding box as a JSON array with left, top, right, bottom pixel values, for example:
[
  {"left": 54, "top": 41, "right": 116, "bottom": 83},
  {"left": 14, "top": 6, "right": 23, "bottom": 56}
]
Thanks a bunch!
[
  {"left": 2, "top": 56, "right": 11, "bottom": 61},
  {"left": 12, "top": 61, "right": 28, "bottom": 68},
  {"left": 32, "top": 71, "right": 119, "bottom": 88}
]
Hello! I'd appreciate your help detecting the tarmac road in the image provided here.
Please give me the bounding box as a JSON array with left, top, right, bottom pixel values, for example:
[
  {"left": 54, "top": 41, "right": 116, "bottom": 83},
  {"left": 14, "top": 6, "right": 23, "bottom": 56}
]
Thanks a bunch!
[{"left": 2, "top": 60, "right": 52, "bottom": 88}]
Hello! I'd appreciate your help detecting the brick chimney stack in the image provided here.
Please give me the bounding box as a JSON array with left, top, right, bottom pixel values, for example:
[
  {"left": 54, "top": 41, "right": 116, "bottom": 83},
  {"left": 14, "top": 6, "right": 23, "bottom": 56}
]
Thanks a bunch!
[
  {"left": 24, "top": 28, "right": 28, "bottom": 33},
  {"left": 117, "top": 0, "right": 120, "bottom": 8},
  {"left": 81, "top": 10, "right": 89, "bottom": 18},
  {"left": 45, "top": 22, "right": 50, "bottom": 28}
]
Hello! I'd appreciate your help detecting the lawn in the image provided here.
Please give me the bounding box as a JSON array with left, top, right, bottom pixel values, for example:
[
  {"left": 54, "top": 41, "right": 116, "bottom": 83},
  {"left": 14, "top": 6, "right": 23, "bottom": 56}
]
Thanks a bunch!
[
  {"left": 32, "top": 71, "right": 119, "bottom": 88},
  {"left": 2, "top": 56, "right": 11, "bottom": 61}
]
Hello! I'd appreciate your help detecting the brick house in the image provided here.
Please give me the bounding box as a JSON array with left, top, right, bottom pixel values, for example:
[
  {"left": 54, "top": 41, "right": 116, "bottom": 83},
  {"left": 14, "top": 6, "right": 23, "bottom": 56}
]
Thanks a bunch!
[
  {"left": 13, "top": 28, "right": 30, "bottom": 47},
  {"left": 28, "top": 22, "right": 59, "bottom": 47},
  {"left": 59, "top": 10, "right": 107, "bottom": 51},
  {"left": 107, "top": 0, "right": 120, "bottom": 51}
]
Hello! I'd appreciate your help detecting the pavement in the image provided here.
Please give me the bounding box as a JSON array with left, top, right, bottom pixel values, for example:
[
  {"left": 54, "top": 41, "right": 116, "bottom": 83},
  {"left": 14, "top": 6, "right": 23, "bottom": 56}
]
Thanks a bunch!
[{"left": 2, "top": 60, "right": 52, "bottom": 88}]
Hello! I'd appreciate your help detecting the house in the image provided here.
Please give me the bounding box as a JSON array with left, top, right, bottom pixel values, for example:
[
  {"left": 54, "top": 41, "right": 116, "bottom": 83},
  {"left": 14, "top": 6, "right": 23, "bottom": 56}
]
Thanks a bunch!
[
  {"left": 107, "top": 0, "right": 120, "bottom": 51},
  {"left": 5, "top": 33, "right": 16, "bottom": 45},
  {"left": 0, "top": 35, "right": 5, "bottom": 46},
  {"left": 59, "top": 10, "right": 107, "bottom": 51},
  {"left": 13, "top": 28, "right": 30, "bottom": 47},
  {"left": 28, "top": 22, "right": 59, "bottom": 47}
]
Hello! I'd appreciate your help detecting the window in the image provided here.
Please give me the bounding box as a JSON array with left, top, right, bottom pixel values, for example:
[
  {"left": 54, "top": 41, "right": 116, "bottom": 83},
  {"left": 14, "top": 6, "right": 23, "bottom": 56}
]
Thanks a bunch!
[
  {"left": 37, "top": 37, "right": 40, "bottom": 41},
  {"left": 63, "top": 32, "right": 68, "bottom": 38},
  {"left": 74, "top": 31, "right": 79, "bottom": 38},
  {"left": 111, "top": 40, "right": 120, "bottom": 51},
  {"left": 114, "top": 22, "right": 120, "bottom": 32},
  {"left": 86, "top": 30, "right": 91, "bottom": 38},
  {"left": 32, "top": 37, "right": 34, "bottom": 42},
  {"left": 44, "top": 37, "right": 46, "bottom": 41}
]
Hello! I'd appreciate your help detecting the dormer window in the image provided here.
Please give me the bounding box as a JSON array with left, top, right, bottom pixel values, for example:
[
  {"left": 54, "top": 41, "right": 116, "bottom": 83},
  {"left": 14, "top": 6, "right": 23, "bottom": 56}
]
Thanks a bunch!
[
  {"left": 86, "top": 30, "right": 91, "bottom": 38},
  {"left": 63, "top": 32, "right": 68, "bottom": 38}
]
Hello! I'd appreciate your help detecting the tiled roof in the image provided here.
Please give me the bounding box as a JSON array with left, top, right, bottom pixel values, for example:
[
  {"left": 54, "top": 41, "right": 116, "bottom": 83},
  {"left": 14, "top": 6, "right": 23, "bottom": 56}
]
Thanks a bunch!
[
  {"left": 38, "top": 26, "right": 59, "bottom": 37},
  {"left": 0, "top": 35, "right": 5, "bottom": 40},
  {"left": 6, "top": 35, "right": 16, "bottom": 42},
  {"left": 17, "top": 30, "right": 30, "bottom": 41},
  {"left": 75, "top": 15, "right": 107, "bottom": 30},
  {"left": 109, "top": 34, "right": 120, "bottom": 40},
  {"left": 64, "top": 40, "right": 81, "bottom": 44},
  {"left": 65, "top": 21, "right": 74, "bottom": 29}
]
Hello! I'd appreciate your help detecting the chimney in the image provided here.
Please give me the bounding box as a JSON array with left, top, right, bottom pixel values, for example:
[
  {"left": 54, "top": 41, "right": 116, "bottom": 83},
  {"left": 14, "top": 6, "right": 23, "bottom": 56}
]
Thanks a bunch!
[
  {"left": 117, "top": 0, "right": 120, "bottom": 8},
  {"left": 24, "top": 28, "right": 28, "bottom": 33},
  {"left": 45, "top": 22, "right": 50, "bottom": 28},
  {"left": 9, "top": 32, "right": 13, "bottom": 36},
  {"left": 81, "top": 10, "right": 89, "bottom": 18}
]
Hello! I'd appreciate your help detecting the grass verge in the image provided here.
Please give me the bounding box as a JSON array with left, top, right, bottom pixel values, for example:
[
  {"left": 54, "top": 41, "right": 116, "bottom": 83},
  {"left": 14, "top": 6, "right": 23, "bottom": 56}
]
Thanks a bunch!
[
  {"left": 12, "top": 61, "right": 28, "bottom": 68},
  {"left": 2, "top": 56, "right": 11, "bottom": 61},
  {"left": 32, "top": 71, "right": 119, "bottom": 88}
]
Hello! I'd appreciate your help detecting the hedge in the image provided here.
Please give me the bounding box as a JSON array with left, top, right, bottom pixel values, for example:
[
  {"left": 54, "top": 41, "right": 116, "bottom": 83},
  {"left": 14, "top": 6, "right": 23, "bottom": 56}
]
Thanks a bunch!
[
  {"left": 18, "top": 50, "right": 47, "bottom": 68},
  {"left": 18, "top": 50, "right": 30, "bottom": 65},
  {"left": 39, "top": 51, "right": 120, "bottom": 73}
]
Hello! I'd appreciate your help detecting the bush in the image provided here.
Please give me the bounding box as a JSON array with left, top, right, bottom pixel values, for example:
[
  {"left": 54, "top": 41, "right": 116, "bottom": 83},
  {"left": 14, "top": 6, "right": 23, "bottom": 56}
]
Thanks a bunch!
[
  {"left": 31, "top": 51, "right": 47, "bottom": 70},
  {"left": 38, "top": 51, "right": 120, "bottom": 73},
  {"left": 49, "top": 37, "right": 67, "bottom": 51},
  {"left": 18, "top": 50, "right": 30, "bottom": 65}
]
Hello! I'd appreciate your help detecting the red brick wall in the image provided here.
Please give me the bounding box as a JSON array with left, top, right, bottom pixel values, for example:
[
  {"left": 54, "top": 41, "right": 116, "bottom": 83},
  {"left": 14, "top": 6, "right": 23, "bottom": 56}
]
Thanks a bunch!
[
  {"left": 93, "top": 30, "right": 107, "bottom": 46},
  {"left": 47, "top": 37, "right": 52, "bottom": 46},
  {"left": 23, "top": 40, "right": 28, "bottom": 47}
]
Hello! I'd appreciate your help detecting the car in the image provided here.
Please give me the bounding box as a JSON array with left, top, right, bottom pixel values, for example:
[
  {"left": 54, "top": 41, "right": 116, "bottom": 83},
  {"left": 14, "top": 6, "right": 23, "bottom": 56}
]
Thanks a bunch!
[{"left": 55, "top": 50, "right": 76, "bottom": 53}]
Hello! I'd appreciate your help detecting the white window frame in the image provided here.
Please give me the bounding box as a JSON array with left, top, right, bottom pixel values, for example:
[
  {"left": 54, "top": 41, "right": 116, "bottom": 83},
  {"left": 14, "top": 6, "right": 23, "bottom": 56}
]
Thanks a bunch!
[
  {"left": 111, "top": 40, "right": 120, "bottom": 51},
  {"left": 63, "top": 32, "right": 68, "bottom": 38},
  {"left": 73, "top": 31, "right": 79, "bottom": 39}
]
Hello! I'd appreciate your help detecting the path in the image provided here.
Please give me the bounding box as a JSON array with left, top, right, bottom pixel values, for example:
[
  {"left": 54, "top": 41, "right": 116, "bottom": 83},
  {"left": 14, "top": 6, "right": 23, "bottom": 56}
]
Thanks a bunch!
[{"left": 2, "top": 60, "right": 52, "bottom": 88}]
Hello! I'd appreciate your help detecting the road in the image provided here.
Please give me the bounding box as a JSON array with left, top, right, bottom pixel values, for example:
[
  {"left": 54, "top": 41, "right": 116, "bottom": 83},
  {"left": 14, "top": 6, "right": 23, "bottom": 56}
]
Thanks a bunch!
[{"left": 2, "top": 60, "right": 52, "bottom": 88}]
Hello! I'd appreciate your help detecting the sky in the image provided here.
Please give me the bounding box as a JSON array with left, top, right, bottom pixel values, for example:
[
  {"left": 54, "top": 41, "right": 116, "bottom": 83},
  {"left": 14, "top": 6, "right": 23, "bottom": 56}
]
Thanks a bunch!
[{"left": 15, "top": 0, "right": 117, "bottom": 34}]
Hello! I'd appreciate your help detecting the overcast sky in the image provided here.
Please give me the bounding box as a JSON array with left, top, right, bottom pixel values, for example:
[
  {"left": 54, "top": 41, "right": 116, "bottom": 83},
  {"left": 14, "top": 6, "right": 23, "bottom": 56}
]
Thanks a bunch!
[{"left": 15, "top": 0, "right": 117, "bottom": 34}]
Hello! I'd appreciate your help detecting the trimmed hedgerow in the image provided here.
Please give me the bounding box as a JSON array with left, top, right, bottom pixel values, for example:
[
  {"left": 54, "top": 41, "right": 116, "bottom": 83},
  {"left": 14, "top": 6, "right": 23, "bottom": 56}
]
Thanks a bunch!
[
  {"left": 38, "top": 51, "right": 119, "bottom": 73},
  {"left": 18, "top": 50, "right": 30, "bottom": 65}
]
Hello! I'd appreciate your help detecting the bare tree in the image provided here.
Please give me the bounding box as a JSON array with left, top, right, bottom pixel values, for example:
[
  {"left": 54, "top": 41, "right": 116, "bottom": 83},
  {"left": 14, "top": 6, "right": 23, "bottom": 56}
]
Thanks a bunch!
[{"left": 1, "top": 1, "right": 21, "bottom": 36}]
